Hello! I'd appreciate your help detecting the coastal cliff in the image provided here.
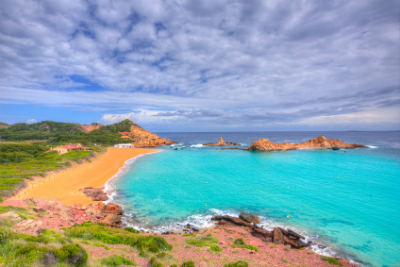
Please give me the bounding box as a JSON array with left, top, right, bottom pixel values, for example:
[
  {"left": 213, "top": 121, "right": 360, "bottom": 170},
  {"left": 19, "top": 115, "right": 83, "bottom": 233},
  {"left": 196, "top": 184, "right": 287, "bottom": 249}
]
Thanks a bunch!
[
  {"left": 245, "top": 135, "right": 367, "bottom": 151},
  {"left": 129, "top": 124, "right": 176, "bottom": 147},
  {"left": 203, "top": 137, "right": 239, "bottom": 146}
]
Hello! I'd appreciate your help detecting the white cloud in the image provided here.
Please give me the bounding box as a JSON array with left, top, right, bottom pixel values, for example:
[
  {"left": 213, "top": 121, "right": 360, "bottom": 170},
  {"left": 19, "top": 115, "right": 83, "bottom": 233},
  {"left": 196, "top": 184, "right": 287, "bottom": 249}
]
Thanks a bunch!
[
  {"left": 26, "top": 119, "right": 37, "bottom": 124},
  {"left": 0, "top": 0, "right": 398, "bottom": 130}
]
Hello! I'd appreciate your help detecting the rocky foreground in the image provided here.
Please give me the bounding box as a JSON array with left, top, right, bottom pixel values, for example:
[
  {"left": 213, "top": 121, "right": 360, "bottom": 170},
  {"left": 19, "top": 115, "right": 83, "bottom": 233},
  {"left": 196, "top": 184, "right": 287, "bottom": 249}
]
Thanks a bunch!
[
  {"left": 245, "top": 135, "right": 367, "bottom": 151},
  {"left": 0, "top": 198, "right": 360, "bottom": 267}
]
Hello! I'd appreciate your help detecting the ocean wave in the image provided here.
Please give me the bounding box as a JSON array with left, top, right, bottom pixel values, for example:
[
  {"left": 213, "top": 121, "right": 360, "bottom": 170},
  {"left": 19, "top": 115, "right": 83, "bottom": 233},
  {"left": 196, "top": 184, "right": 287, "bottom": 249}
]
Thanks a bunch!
[
  {"left": 367, "top": 145, "right": 378, "bottom": 149},
  {"left": 190, "top": 144, "right": 204, "bottom": 148}
]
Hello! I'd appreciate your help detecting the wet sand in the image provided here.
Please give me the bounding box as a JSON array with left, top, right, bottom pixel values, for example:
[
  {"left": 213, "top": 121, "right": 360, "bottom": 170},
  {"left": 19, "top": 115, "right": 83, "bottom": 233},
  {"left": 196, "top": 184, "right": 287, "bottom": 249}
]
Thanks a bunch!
[{"left": 9, "top": 147, "right": 159, "bottom": 206}]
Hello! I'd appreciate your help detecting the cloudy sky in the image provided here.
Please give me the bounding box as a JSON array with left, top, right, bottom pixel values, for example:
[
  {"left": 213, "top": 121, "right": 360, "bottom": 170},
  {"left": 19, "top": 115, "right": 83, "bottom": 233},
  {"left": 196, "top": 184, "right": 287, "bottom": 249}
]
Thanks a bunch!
[{"left": 0, "top": 0, "right": 399, "bottom": 131}]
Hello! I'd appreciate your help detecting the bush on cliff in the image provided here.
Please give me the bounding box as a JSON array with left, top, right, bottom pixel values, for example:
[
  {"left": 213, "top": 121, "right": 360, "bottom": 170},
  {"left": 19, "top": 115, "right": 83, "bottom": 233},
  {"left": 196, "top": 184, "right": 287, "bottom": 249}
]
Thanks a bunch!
[
  {"left": 224, "top": 261, "right": 249, "bottom": 267},
  {"left": 101, "top": 255, "right": 136, "bottom": 267},
  {"left": 233, "top": 238, "right": 258, "bottom": 251},
  {"left": 65, "top": 222, "right": 172, "bottom": 254},
  {"left": 186, "top": 233, "right": 219, "bottom": 247}
]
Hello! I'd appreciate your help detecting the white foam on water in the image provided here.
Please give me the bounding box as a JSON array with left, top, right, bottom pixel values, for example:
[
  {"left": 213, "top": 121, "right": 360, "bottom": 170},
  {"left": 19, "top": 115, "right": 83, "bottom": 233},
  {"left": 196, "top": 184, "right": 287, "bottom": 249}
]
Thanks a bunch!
[
  {"left": 366, "top": 145, "right": 378, "bottom": 149},
  {"left": 103, "top": 150, "right": 162, "bottom": 204},
  {"left": 190, "top": 144, "right": 204, "bottom": 148}
]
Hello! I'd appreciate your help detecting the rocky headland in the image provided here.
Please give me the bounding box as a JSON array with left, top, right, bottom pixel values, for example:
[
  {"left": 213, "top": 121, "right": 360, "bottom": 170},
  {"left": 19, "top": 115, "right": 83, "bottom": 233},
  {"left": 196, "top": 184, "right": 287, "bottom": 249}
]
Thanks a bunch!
[
  {"left": 245, "top": 135, "right": 367, "bottom": 151},
  {"left": 129, "top": 124, "right": 176, "bottom": 147},
  {"left": 203, "top": 137, "right": 239, "bottom": 146}
]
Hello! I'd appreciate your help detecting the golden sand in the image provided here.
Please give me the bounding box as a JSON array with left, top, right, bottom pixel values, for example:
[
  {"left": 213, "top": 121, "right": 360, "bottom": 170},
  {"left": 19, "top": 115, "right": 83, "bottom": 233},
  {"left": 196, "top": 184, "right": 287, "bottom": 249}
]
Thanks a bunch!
[{"left": 9, "top": 147, "right": 159, "bottom": 206}]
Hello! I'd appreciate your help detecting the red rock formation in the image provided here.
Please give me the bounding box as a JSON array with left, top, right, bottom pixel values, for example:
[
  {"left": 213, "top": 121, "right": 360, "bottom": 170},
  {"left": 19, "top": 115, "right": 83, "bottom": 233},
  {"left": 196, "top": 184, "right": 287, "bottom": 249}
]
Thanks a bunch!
[
  {"left": 245, "top": 135, "right": 367, "bottom": 151},
  {"left": 203, "top": 137, "right": 239, "bottom": 146},
  {"left": 129, "top": 124, "right": 176, "bottom": 147}
]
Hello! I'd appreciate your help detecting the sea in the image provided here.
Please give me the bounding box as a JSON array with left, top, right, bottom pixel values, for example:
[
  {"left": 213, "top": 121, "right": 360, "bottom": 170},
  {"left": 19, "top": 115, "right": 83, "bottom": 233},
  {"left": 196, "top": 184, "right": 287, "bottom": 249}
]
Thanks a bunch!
[{"left": 104, "top": 132, "right": 400, "bottom": 267}]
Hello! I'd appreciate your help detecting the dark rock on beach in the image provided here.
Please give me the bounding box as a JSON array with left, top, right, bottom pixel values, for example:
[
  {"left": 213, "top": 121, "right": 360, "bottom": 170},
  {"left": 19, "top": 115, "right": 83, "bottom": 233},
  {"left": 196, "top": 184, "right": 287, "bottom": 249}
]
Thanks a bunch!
[{"left": 239, "top": 212, "right": 261, "bottom": 224}]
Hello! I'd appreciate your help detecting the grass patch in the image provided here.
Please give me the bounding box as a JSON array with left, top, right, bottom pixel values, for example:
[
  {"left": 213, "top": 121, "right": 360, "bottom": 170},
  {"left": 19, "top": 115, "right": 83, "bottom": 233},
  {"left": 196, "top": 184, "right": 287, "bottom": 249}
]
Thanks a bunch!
[
  {"left": 0, "top": 242, "right": 87, "bottom": 267},
  {"left": 321, "top": 256, "right": 343, "bottom": 266},
  {"left": 124, "top": 226, "right": 140, "bottom": 233},
  {"left": 224, "top": 261, "right": 249, "bottom": 267},
  {"left": 101, "top": 255, "right": 136, "bottom": 267},
  {"left": 149, "top": 256, "right": 164, "bottom": 267},
  {"left": 186, "top": 233, "right": 218, "bottom": 247},
  {"left": 233, "top": 238, "right": 258, "bottom": 251},
  {"left": 65, "top": 222, "right": 172, "bottom": 254},
  {"left": 0, "top": 205, "right": 36, "bottom": 220},
  {"left": 93, "top": 242, "right": 110, "bottom": 250},
  {"left": 181, "top": 260, "right": 195, "bottom": 267},
  {"left": 210, "top": 244, "right": 223, "bottom": 252}
]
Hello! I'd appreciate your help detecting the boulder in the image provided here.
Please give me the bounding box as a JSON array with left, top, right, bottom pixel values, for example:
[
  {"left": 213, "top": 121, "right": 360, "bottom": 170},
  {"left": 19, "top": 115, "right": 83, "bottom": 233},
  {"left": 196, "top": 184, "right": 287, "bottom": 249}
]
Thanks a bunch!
[
  {"left": 101, "top": 214, "right": 123, "bottom": 227},
  {"left": 283, "top": 235, "right": 302, "bottom": 248},
  {"left": 103, "top": 203, "right": 124, "bottom": 215},
  {"left": 212, "top": 215, "right": 251, "bottom": 227},
  {"left": 16, "top": 219, "right": 44, "bottom": 236},
  {"left": 203, "top": 137, "right": 239, "bottom": 146},
  {"left": 273, "top": 227, "right": 284, "bottom": 244},
  {"left": 239, "top": 212, "right": 261, "bottom": 224},
  {"left": 83, "top": 187, "right": 109, "bottom": 201},
  {"left": 287, "top": 229, "right": 305, "bottom": 240}
]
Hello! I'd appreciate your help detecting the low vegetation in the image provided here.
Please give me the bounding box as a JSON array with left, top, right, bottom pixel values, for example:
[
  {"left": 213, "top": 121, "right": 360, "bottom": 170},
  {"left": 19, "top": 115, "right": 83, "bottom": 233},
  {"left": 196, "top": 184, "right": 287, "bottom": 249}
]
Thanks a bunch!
[
  {"left": 100, "top": 255, "right": 136, "bottom": 267},
  {"left": 186, "top": 233, "right": 219, "bottom": 247},
  {"left": 65, "top": 222, "right": 172, "bottom": 255},
  {"left": 0, "top": 143, "right": 97, "bottom": 200},
  {"left": 224, "top": 261, "right": 249, "bottom": 267},
  {"left": 321, "top": 255, "right": 343, "bottom": 266},
  {"left": 233, "top": 238, "right": 258, "bottom": 251}
]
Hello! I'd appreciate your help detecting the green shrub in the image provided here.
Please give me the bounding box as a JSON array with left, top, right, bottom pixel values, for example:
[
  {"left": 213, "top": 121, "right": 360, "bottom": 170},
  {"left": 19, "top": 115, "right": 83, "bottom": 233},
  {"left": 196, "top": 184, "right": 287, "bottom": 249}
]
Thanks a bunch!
[
  {"left": 101, "top": 255, "right": 136, "bottom": 267},
  {"left": 181, "top": 260, "right": 195, "bottom": 267},
  {"left": 321, "top": 256, "right": 343, "bottom": 266},
  {"left": 157, "top": 252, "right": 167, "bottom": 258},
  {"left": 149, "top": 256, "right": 164, "bottom": 267},
  {"left": 224, "top": 261, "right": 249, "bottom": 267},
  {"left": 186, "top": 233, "right": 218, "bottom": 247},
  {"left": 233, "top": 238, "right": 258, "bottom": 251},
  {"left": 65, "top": 222, "right": 172, "bottom": 254},
  {"left": 124, "top": 227, "right": 140, "bottom": 233},
  {"left": 210, "top": 244, "right": 223, "bottom": 252}
]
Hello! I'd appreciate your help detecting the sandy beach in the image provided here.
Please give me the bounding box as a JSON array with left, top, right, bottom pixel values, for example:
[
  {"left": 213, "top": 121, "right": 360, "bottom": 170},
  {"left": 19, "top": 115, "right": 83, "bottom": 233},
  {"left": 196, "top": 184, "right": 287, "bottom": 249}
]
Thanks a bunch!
[{"left": 9, "top": 147, "right": 159, "bottom": 206}]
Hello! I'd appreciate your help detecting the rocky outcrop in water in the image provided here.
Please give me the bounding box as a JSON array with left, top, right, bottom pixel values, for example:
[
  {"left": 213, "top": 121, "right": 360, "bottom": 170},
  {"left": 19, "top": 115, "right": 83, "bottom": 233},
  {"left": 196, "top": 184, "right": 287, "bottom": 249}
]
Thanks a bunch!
[
  {"left": 245, "top": 135, "right": 367, "bottom": 151},
  {"left": 203, "top": 137, "right": 239, "bottom": 146}
]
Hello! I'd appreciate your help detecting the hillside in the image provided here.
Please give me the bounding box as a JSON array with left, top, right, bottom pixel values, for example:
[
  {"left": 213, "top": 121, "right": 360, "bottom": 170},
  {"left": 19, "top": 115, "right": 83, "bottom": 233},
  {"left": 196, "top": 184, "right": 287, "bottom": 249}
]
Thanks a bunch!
[
  {"left": 0, "top": 120, "right": 175, "bottom": 147},
  {"left": 0, "top": 122, "right": 9, "bottom": 129}
]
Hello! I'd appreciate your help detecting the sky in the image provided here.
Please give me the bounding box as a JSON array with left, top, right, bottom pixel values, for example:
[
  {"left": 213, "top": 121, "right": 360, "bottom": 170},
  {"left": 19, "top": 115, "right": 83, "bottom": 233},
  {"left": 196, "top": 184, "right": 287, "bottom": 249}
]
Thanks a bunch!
[{"left": 0, "top": 0, "right": 399, "bottom": 132}]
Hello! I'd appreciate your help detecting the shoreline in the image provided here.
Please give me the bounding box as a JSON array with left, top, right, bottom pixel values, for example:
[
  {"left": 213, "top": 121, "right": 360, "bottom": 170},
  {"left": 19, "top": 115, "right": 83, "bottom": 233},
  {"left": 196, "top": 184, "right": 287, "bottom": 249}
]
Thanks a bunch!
[{"left": 7, "top": 147, "right": 160, "bottom": 206}]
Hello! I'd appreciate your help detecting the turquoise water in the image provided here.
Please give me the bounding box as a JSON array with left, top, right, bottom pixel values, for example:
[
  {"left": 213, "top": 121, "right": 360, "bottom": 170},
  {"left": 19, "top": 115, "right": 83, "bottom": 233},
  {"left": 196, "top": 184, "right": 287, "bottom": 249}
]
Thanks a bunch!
[{"left": 109, "top": 132, "right": 400, "bottom": 267}]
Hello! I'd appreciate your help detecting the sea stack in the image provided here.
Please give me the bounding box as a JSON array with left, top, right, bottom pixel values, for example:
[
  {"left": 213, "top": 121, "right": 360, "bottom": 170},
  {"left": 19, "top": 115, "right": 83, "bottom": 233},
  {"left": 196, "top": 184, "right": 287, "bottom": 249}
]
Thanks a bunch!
[{"left": 203, "top": 137, "right": 239, "bottom": 146}]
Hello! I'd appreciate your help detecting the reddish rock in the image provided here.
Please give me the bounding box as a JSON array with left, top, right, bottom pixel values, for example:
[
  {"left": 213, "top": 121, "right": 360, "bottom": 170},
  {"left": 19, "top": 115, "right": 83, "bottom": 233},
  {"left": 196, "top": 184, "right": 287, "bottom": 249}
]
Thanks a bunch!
[
  {"left": 103, "top": 203, "right": 124, "bottom": 215},
  {"left": 284, "top": 235, "right": 302, "bottom": 248},
  {"left": 287, "top": 229, "right": 305, "bottom": 240},
  {"left": 239, "top": 212, "right": 261, "bottom": 224},
  {"left": 273, "top": 228, "right": 284, "bottom": 244},
  {"left": 83, "top": 187, "right": 109, "bottom": 201},
  {"left": 101, "top": 214, "right": 123, "bottom": 227},
  {"left": 16, "top": 219, "right": 44, "bottom": 236},
  {"left": 204, "top": 137, "right": 239, "bottom": 146},
  {"left": 212, "top": 215, "right": 251, "bottom": 227},
  {"left": 245, "top": 135, "right": 367, "bottom": 151}
]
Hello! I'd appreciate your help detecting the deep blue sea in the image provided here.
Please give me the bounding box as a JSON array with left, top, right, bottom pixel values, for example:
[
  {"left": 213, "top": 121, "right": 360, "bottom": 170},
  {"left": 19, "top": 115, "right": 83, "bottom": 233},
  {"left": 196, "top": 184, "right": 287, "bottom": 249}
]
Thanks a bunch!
[{"left": 106, "top": 132, "right": 400, "bottom": 267}]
